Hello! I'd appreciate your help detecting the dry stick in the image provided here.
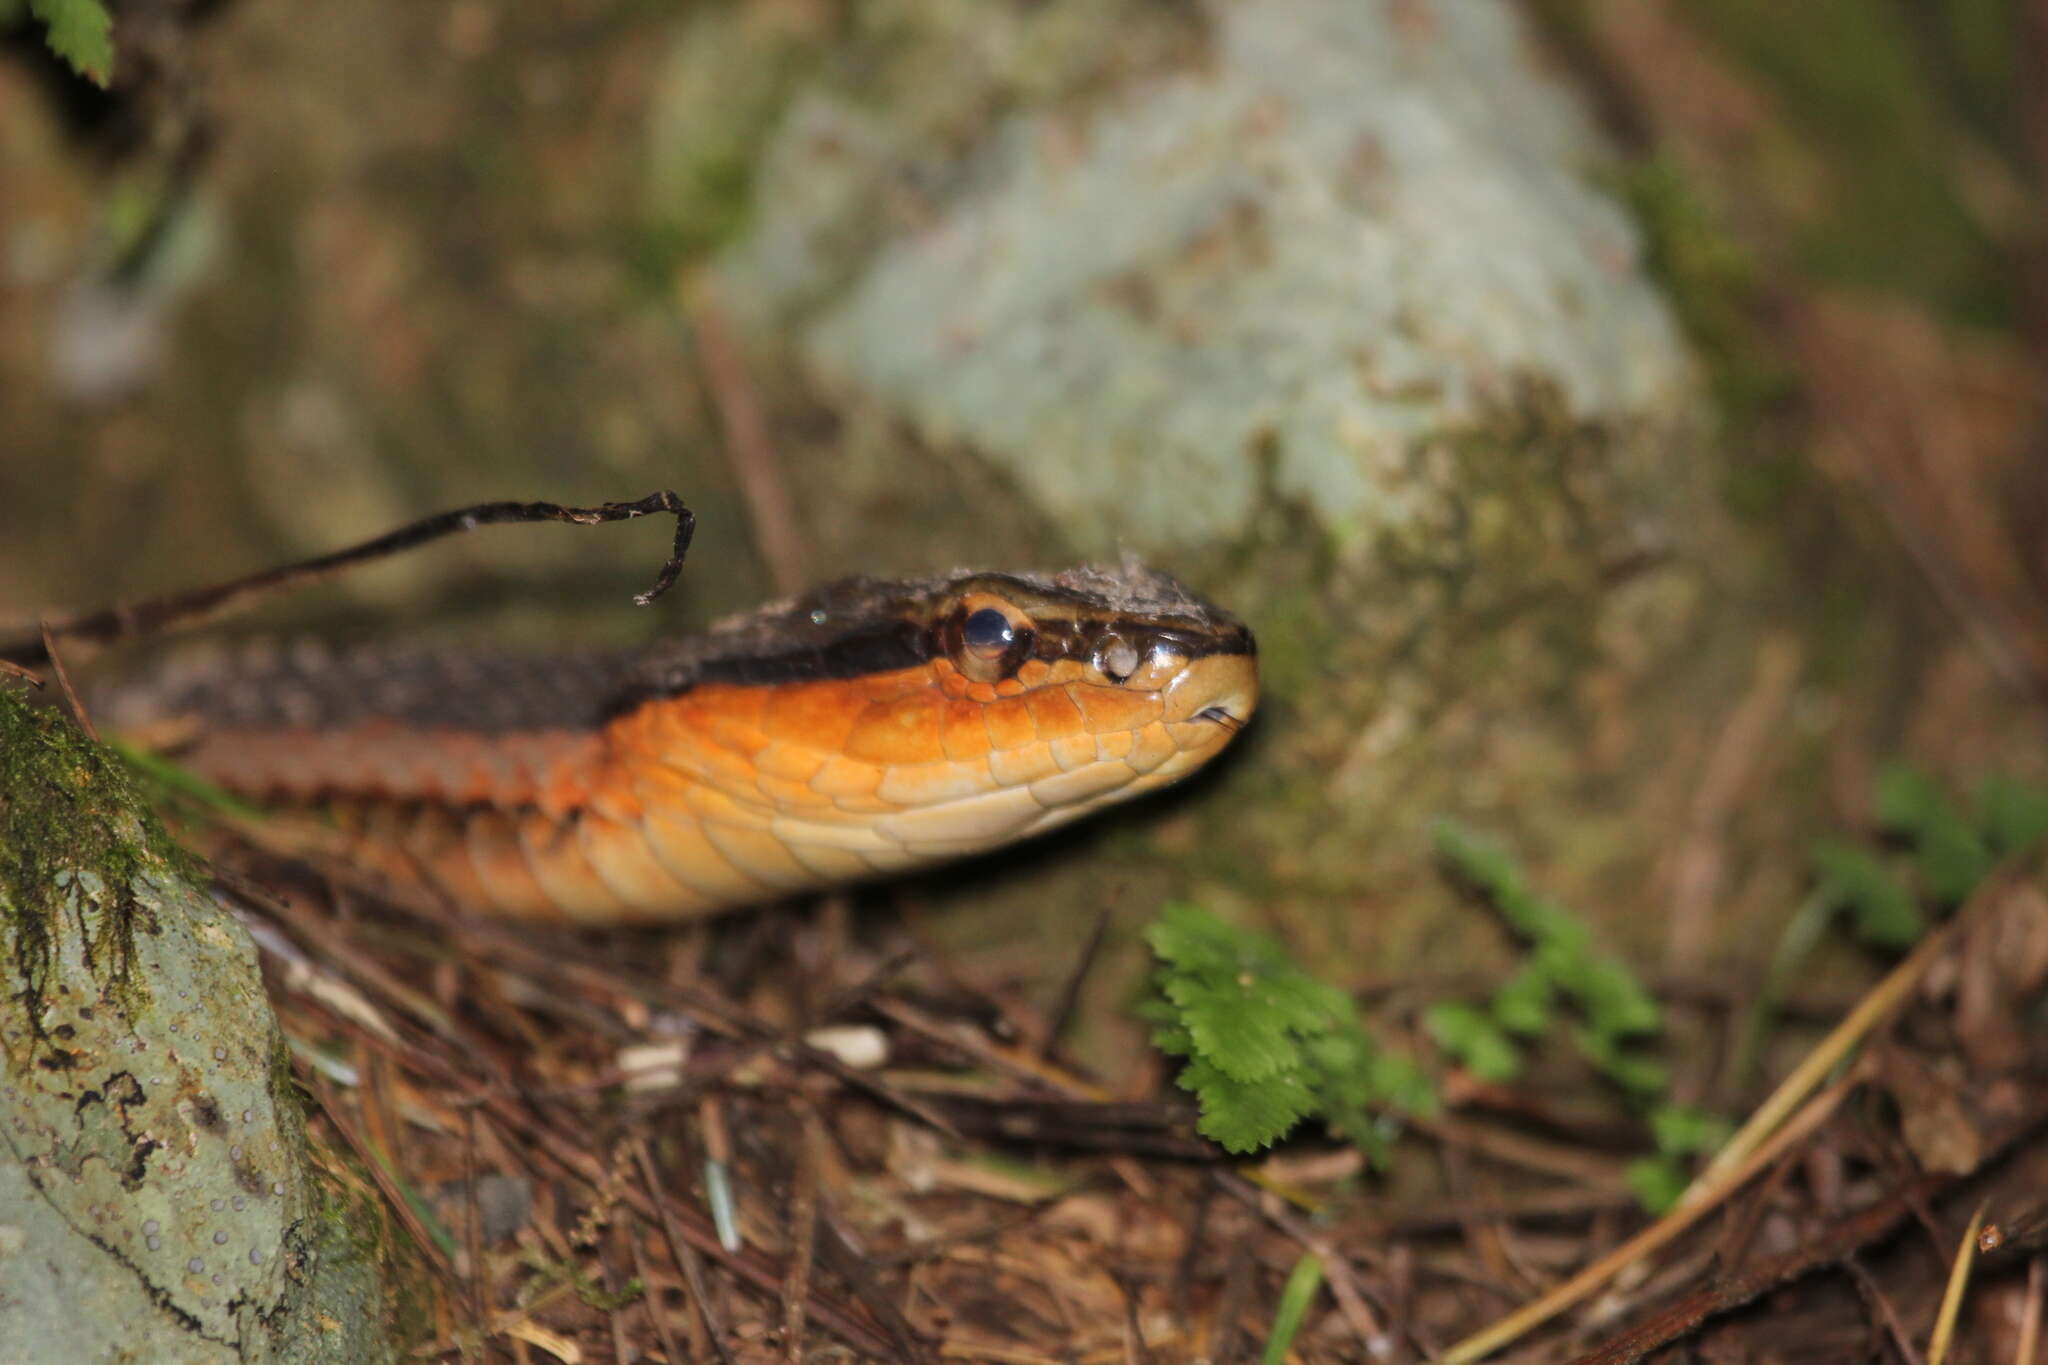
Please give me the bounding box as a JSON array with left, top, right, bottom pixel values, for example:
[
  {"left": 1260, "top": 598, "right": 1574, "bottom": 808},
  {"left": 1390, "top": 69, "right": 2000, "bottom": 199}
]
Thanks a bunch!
[
  {"left": 1, "top": 490, "right": 695, "bottom": 665},
  {"left": 782, "top": 1105, "right": 822, "bottom": 1364},
  {"left": 2017, "top": 1256, "right": 2044, "bottom": 1365},
  {"left": 37, "top": 622, "right": 94, "bottom": 737},
  {"left": 1439, "top": 868, "right": 2019, "bottom": 1365},
  {"left": 1437, "top": 1071, "right": 1860, "bottom": 1365},
  {"left": 630, "top": 1230, "right": 689, "bottom": 1365},
  {"left": 462, "top": 1108, "right": 487, "bottom": 1333},
  {"left": 813, "top": 1208, "right": 932, "bottom": 1363},
  {"left": 1561, "top": 1078, "right": 2048, "bottom": 1365},
  {"left": 1926, "top": 1202, "right": 1990, "bottom": 1365},
  {"left": 692, "top": 291, "right": 809, "bottom": 597},
  {"left": 1561, "top": 1166, "right": 1953, "bottom": 1365},
  {"left": 1039, "top": 903, "right": 1114, "bottom": 1062},
  {"left": 503, "top": 1098, "right": 898, "bottom": 1357},
  {"left": 0, "top": 657, "right": 43, "bottom": 686},
  {"left": 1115, "top": 1270, "right": 1160, "bottom": 1365},
  {"left": 634, "top": 1138, "right": 740, "bottom": 1365},
  {"left": 1842, "top": 1255, "right": 1929, "bottom": 1365},
  {"left": 308, "top": 1075, "right": 461, "bottom": 1289},
  {"left": 1686, "top": 895, "right": 1978, "bottom": 1204},
  {"left": 1213, "top": 1170, "right": 1386, "bottom": 1351}
]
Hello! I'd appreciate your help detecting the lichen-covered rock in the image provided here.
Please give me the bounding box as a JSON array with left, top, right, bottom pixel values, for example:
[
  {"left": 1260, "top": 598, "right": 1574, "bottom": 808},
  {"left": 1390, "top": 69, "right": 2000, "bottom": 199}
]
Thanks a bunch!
[
  {"left": 0, "top": 692, "right": 393, "bottom": 1364},
  {"left": 647, "top": 0, "right": 1731, "bottom": 987},
  {"left": 715, "top": 0, "right": 1694, "bottom": 550}
]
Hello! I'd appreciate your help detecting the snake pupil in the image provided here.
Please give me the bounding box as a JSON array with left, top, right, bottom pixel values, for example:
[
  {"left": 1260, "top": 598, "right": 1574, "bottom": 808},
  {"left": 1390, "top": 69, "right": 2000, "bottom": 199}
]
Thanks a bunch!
[{"left": 962, "top": 607, "right": 1015, "bottom": 655}]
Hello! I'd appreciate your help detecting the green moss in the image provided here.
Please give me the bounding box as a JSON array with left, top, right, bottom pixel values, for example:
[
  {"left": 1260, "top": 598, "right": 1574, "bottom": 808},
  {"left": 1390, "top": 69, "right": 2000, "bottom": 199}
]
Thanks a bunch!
[
  {"left": 1686, "top": 0, "right": 2022, "bottom": 328},
  {"left": 277, "top": 1164, "right": 423, "bottom": 1363},
  {"left": 639, "top": 3, "right": 828, "bottom": 276},
  {"left": 1620, "top": 158, "right": 1788, "bottom": 434},
  {"left": 0, "top": 690, "right": 202, "bottom": 1065}
]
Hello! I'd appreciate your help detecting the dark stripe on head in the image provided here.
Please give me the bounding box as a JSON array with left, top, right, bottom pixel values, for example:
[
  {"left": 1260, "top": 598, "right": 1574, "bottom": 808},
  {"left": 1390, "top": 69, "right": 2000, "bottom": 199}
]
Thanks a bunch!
[{"left": 603, "top": 616, "right": 934, "bottom": 718}]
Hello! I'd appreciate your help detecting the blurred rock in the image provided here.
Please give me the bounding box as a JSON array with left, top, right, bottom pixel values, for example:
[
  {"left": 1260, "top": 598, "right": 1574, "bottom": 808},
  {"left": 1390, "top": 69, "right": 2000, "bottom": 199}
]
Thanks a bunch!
[{"left": 717, "top": 0, "right": 1694, "bottom": 549}]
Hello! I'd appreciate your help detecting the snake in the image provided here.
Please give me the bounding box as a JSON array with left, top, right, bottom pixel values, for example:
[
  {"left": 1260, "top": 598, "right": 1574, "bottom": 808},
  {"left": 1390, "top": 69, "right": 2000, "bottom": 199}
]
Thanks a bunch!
[{"left": 99, "top": 565, "right": 1258, "bottom": 923}]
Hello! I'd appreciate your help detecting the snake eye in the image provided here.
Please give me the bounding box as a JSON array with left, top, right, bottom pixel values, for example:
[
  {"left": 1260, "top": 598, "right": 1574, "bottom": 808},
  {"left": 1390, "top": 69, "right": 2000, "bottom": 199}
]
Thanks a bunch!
[
  {"left": 951, "top": 596, "right": 1034, "bottom": 683},
  {"left": 962, "top": 607, "right": 1015, "bottom": 657}
]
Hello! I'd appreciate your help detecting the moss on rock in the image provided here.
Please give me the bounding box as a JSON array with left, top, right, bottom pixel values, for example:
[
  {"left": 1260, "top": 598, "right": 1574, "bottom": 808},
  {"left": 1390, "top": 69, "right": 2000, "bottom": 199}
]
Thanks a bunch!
[{"left": 0, "top": 690, "right": 398, "bottom": 1363}]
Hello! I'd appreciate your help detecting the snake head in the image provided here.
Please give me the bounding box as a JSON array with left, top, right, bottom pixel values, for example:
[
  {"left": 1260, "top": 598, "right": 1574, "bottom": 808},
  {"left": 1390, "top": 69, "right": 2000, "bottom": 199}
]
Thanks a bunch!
[{"left": 611, "top": 564, "right": 1258, "bottom": 877}]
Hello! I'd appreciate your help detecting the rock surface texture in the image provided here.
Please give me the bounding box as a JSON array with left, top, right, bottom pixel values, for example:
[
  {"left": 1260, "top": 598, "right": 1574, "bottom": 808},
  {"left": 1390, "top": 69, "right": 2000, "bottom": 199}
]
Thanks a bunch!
[
  {"left": 0, "top": 693, "right": 392, "bottom": 1364},
  {"left": 719, "top": 0, "right": 1694, "bottom": 551}
]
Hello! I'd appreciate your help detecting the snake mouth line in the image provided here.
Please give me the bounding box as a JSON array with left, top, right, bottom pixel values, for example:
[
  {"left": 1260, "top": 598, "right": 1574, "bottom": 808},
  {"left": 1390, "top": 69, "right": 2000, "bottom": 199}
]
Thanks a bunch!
[{"left": 1193, "top": 705, "right": 1245, "bottom": 735}]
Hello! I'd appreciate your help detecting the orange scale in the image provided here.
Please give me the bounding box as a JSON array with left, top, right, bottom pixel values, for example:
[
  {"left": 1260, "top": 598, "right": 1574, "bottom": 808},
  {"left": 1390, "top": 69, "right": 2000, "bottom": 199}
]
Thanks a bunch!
[
  {"left": 808, "top": 752, "right": 884, "bottom": 800},
  {"left": 646, "top": 725, "right": 762, "bottom": 792},
  {"left": 1069, "top": 684, "right": 1160, "bottom": 735},
  {"left": 746, "top": 740, "right": 822, "bottom": 788},
  {"left": 576, "top": 812, "right": 710, "bottom": 920},
  {"left": 982, "top": 696, "right": 1038, "bottom": 751},
  {"left": 831, "top": 790, "right": 900, "bottom": 816},
  {"left": 678, "top": 683, "right": 768, "bottom": 731},
  {"left": 518, "top": 810, "right": 630, "bottom": 922},
  {"left": 409, "top": 811, "right": 495, "bottom": 914},
  {"left": 1023, "top": 685, "right": 1085, "bottom": 741},
  {"left": 676, "top": 776, "right": 779, "bottom": 822},
  {"left": 534, "top": 770, "right": 596, "bottom": 820},
  {"left": 843, "top": 696, "right": 947, "bottom": 766},
  {"left": 760, "top": 681, "right": 866, "bottom": 752},
  {"left": 965, "top": 680, "right": 997, "bottom": 704},
  {"left": 704, "top": 710, "right": 772, "bottom": 761},
  {"left": 993, "top": 677, "right": 1026, "bottom": 698},
  {"left": 441, "top": 747, "right": 500, "bottom": 806},
  {"left": 343, "top": 732, "right": 406, "bottom": 792},
  {"left": 1049, "top": 734, "right": 1096, "bottom": 774},
  {"left": 859, "top": 664, "right": 934, "bottom": 698},
  {"left": 875, "top": 761, "right": 1001, "bottom": 807},
  {"left": 987, "top": 743, "right": 1061, "bottom": 786},
  {"left": 753, "top": 768, "right": 835, "bottom": 811},
  {"left": 939, "top": 697, "right": 994, "bottom": 763},
  {"left": 613, "top": 699, "right": 690, "bottom": 754},
  {"left": 1128, "top": 722, "right": 1180, "bottom": 772},
  {"left": 582, "top": 769, "right": 646, "bottom": 824},
  {"left": 469, "top": 739, "right": 538, "bottom": 806},
  {"left": 1095, "top": 729, "right": 1136, "bottom": 761},
  {"left": 464, "top": 809, "right": 561, "bottom": 921}
]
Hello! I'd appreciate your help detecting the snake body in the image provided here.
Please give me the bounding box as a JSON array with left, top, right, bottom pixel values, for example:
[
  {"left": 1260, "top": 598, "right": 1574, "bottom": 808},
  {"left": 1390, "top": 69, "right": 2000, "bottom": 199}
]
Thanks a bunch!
[{"left": 101, "top": 566, "right": 1258, "bottom": 923}]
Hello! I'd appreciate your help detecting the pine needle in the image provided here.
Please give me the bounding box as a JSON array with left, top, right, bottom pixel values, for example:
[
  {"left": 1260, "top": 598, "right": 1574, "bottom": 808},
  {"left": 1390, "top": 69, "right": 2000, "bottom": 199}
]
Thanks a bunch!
[{"left": 1925, "top": 1201, "right": 1987, "bottom": 1365}]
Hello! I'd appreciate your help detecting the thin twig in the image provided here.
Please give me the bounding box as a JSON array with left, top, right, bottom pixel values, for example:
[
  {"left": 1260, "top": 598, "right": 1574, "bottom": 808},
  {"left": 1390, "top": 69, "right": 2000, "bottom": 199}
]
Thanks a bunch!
[
  {"left": 0, "top": 656, "right": 44, "bottom": 686},
  {"left": 692, "top": 290, "right": 808, "bottom": 595},
  {"left": 635, "top": 1138, "right": 739, "bottom": 1365},
  {"left": 2016, "top": 1255, "right": 2043, "bottom": 1365},
  {"left": 1040, "top": 903, "right": 1113, "bottom": 1062},
  {"left": 1842, "top": 1254, "right": 1928, "bottom": 1365},
  {"left": 781, "top": 1105, "right": 822, "bottom": 1363},
  {"left": 1214, "top": 1171, "right": 1386, "bottom": 1351},
  {"left": 1561, "top": 1168, "right": 1951, "bottom": 1365},
  {"left": 1437, "top": 1071, "right": 1860, "bottom": 1364},
  {"left": 1557, "top": 1089, "right": 2048, "bottom": 1365},
  {"left": 3, "top": 490, "right": 694, "bottom": 664},
  {"left": 1926, "top": 1201, "right": 1989, "bottom": 1365},
  {"left": 39, "top": 621, "right": 96, "bottom": 739},
  {"left": 308, "top": 1076, "right": 460, "bottom": 1289},
  {"left": 1690, "top": 865, "right": 2017, "bottom": 1200},
  {"left": 630, "top": 1227, "right": 688, "bottom": 1365}
]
